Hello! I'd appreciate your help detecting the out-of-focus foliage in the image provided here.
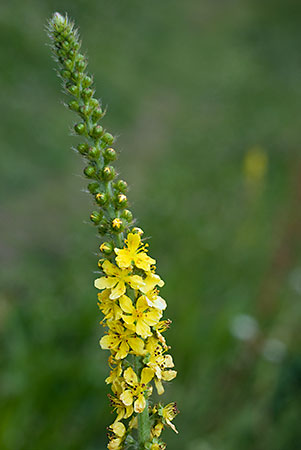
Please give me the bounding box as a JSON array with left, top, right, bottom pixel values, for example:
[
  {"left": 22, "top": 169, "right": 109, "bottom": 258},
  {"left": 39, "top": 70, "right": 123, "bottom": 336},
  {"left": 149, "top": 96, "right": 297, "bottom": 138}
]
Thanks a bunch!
[{"left": 0, "top": 1, "right": 301, "bottom": 449}]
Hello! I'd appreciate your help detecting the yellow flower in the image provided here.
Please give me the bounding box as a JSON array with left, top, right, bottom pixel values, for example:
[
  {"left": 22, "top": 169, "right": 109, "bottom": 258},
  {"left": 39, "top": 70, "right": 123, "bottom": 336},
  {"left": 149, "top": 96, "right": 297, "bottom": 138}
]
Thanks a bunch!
[
  {"left": 109, "top": 421, "right": 126, "bottom": 437},
  {"left": 94, "top": 260, "right": 145, "bottom": 299},
  {"left": 105, "top": 358, "right": 123, "bottom": 391},
  {"left": 120, "top": 367, "right": 154, "bottom": 413},
  {"left": 142, "top": 289, "right": 166, "bottom": 310},
  {"left": 145, "top": 337, "right": 177, "bottom": 394},
  {"left": 108, "top": 386, "right": 134, "bottom": 422},
  {"left": 100, "top": 319, "right": 145, "bottom": 359},
  {"left": 140, "top": 271, "right": 164, "bottom": 294},
  {"left": 97, "top": 290, "right": 122, "bottom": 322},
  {"left": 159, "top": 403, "right": 179, "bottom": 434},
  {"left": 151, "top": 422, "right": 164, "bottom": 438},
  {"left": 115, "top": 232, "right": 156, "bottom": 271},
  {"left": 120, "top": 295, "right": 162, "bottom": 339},
  {"left": 107, "top": 437, "right": 123, "bottom": 450}
]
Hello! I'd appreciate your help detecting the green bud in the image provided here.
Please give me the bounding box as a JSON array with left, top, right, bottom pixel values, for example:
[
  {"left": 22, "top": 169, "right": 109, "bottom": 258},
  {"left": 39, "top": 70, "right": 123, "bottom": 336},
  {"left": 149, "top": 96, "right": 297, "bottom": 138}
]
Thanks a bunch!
[
  {"left": 121, "top": 209, "right": 133, "bottom": 222},
  {"left": 79, "top": 105, "right": 91, "bottom": 117},
  {"left": 95, "top": 192, "right": 108, "bottom": 206},
  {"left": 83, "top": 165, "right": 96, "bottom": 178},
  {"left": 89, "top": 98, "right": 99, "bottom": 109},
  {"left": 91, "top": 125, "right": 103, "bottom": 139},
  {"left": 102, "top": 166, "right": 115, "bottom": 181},
  {"left": 88, "top": 146, "right": 100, "bottom": 159},
  {"left": 132, "top": 227, "right": 144, "bottom": 236},
  {"left": 69, "top": 100, "right": 79, "bottom": 112},
  {"left": 74, "top": 123, "right": 86, "bottom": 135},
  {"left": 72, "top": 72, "right": 81, "bottom": 83},
  {"left": 87, "top": 182, "right": 99, "bottom": 194},
  {"left": 65, "top": 59, "right": 73, "bottom": 70},
  {"left": 77, "top": 143, "right": 89, "bottom": 154},
  {"left": 116, "top": 193, "right": 127, "bottom": 208},
  {"left": 97, "top": 258, "right": 105, "bottom": 268},
  {"left": 98, "top": 221, "right": 108, "bottom": 235},
  {"left": 67, "top": 84, "right": 78, "bottom": 96},
  {"left": 75, "top": 58, "right": 86, "bottom": 72},
  {"left": 103, "top": 147, "right": 116, "bottom": 162},
  {"left": 62, "top": 40, "right": 70, "bottom": 51},
  {"left": 99, "top": 241, "right": 114, "bottom": 255},
  {"left": 91, "top": 107, "right": 103, "bottom": 122},
  {"left": 90, "top": 210, "right": 102, "bottom": 224},
  {"left": 82, "top": 88, "right": 93, "bottom": 101},
  {"left": 102, "top": 132, "right": 114, "bottom": 145},
  {"left": 115, "top": 179, "right": 128, "bottom": 193},
  {"left": 82, "top": 75, "right": 93, "bottom": 87},
  {"left": 61, "top": 69, "right": 71, "bottom": 79}
]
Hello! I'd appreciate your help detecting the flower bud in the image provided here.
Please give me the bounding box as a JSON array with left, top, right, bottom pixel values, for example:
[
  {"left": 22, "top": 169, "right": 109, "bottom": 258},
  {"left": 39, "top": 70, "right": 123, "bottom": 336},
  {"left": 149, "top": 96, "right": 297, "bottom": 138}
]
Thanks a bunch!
[
  {"left": 89, "top": 98, "right": 99, "bottom": 109},
  {"left": 116, "top": 194, "right": 127, "bottom": 208},
  {"left": 95, "top": 192, "right": 108, "bottom": 206},
  {"left": 97, "top": 258, "right": 105, "bottom": 268},
  {"left": 114, "top": 179, "right": 128, "bottom": 193},
  {"left": 67, "top": 84, "right": 78, "bottom": 96},
  {"left": 90, "top": 210, "right": 102, "bottom": 224},
  {"left": 69, "top": 100, "right": 79, "bottom": 112},
  {"left": 91, "top": 107, "right": 103, "bottom": 122},
  {"left": 102, "top": 166, "right": 115, "bottom": 181},
  {"left": 121, "top": 209, "right": 133, "bottom": 222},
  {"left": 77, "top": 143, "right": 89, "bottom": 155},
  {"left": 79, "top": 105, "right": 91, "bottom": 117},
  {"left": 98, "top": 221, "right": 108, "bottom": 235},
  {"left": 82, "top": 75, "right": 93, "bottom": 87},
  {"left": 82, "top": 87, "right": 93, "bottom": 101},
  {"left": 84, "top": 165, "right": 96, "bottom": 178},
  {"left": 64, "top": 59, "right": 73, "bottom": 70},
  {"left": 88, "top": 146, "right": 100, "bottom": 159},
  {"left": 102, "top": 132, "right": 114, "bottom": 145},
  {"left": 61, "top": 69, "right": 71, "bottom": 79},
  {"left": 74, "top": 123, "right": 86, "bottom": 135},
  {"left": 103, "top": 147, "right": 116, "bottom": 162},
  {"left": 87, "top": 182, "right": 99, "bottom": 194},
  {"left": 91, "top": 125, "right": 103, "bottom": 139},
  {"left": 76, "top": 59, "right": 86, "bottom": 72},
  {"left": 100, "top": 241, "right": 114, "bottom": 255},
  {"left": 111, "top": 218, "right": 124, "bottom": 232}
]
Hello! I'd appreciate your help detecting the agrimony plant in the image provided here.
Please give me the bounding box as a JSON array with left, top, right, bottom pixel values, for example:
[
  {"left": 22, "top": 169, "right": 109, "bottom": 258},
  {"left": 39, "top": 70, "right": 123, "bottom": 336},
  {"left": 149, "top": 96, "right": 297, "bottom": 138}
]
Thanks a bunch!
[{"left": 47, "top": 12, "right": 178, "bottom": 450}]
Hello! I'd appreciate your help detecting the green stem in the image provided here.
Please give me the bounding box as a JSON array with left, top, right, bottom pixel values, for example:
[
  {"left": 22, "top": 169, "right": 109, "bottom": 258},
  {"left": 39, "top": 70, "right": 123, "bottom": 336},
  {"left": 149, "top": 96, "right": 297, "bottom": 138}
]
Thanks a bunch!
[{"left": 138, "top": 398, "right": 151, "bottom": 449}]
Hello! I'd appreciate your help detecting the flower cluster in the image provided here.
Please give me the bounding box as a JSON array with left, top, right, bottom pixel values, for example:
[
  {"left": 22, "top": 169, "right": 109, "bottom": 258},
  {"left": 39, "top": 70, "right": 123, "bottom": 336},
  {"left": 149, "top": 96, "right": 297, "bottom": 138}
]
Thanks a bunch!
[
  {"left": 96, "top": 231, "right": 178, "bottom": 449},
  {"left": 47, "top": 12, "right": 178, "bottom": 449}
]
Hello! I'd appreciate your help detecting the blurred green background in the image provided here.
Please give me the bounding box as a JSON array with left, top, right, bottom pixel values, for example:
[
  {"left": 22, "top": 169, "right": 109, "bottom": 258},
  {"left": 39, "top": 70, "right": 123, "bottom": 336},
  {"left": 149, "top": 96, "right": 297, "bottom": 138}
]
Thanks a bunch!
[{"left": 1, "top": 1, "right": 301, "bottom": 449}]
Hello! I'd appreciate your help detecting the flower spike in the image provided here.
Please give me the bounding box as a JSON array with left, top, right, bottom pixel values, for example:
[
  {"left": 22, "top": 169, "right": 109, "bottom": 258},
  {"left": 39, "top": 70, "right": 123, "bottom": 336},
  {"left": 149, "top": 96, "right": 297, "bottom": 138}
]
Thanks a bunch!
[{"left": 47, "top": 12, "right": 178, "bottom": 449}]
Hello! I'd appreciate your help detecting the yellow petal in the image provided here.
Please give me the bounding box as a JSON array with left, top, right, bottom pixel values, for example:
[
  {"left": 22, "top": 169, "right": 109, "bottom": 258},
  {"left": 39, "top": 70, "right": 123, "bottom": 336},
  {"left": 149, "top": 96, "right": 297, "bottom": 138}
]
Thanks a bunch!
[
  {"left": 134, "top": 253, "right": 156, "bottom": 271},
  {"left": 94, "top": 277, "right": 116, "bottom": 290},
  {"left": 145, "top": 309, "right": 162, "bottom": 326},
  {"left": 115, "top": 250, "right": 132, "bottom": 269},
  {"left": 134, "top": 394, "right": 146, "bottom": 413},
  {"left": 154, "top": 378, "right": 164, "bottom": 395},
  {"left": 122, "top": 314, "right": 135, "bottom": 325},
  {"left": 136, "top": 319, "right": 152, "bottom": 339},
  {"left": 128, "top": 337, "right": 145, "bottom": 355},
  {"left": 127, "top": 232, "right": 141, "bottom": 251},
  {"left": 120, "top": 389, "right": 133, "bottom": 406},
  {"left": 162, "top": 369, "right": 177, "bottom": 381},
  {"left": 124, "top": 404, "right": 134, "bottom": 419},
  {"left": 110, "top": 280, "right": 126, "bottom": 299},
  {"left": 127, "top": 275, "right": 145, "bottom": 290},
  {"left": 136, "top": 295, "right": 149, "bottom": 312},
  {"left": 119, "top": 295, "right": 135, "bottom": 314},
  {"left": 99, "top": 335, "right": 117, "bottom": 350},
  {"left": 111, "top": 421, "right": 126, "bottom": 437},
  {"left": 140, "top": 272, "right": 164, "bottom": 294},
  {"left": 123, "top": 367, "right": 138, "bottom": 386},
  {"left": 163, "top": 354, "right": 174, "bottom": 368},
  {"left": 141, "top": 367, "right": 154, "bottom": 385},
  {"left": 115, "top": 341, "right": 129, "bottom": 359},
  {"left": 103, "top": 260, "right": 120, "bottom": 276}
]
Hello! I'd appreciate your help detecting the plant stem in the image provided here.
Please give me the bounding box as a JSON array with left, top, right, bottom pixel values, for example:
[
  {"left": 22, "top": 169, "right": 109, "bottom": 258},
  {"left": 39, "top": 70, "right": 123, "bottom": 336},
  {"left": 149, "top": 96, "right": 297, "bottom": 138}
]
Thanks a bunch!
[{"left": 138, "top": 398, "right": 150, "bottom": 449}]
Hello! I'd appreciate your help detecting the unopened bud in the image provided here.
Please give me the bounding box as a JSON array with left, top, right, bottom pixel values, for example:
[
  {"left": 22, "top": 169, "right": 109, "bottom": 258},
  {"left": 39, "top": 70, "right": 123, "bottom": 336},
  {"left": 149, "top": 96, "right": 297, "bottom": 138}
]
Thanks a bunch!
[
  {"left": 69, "top": 100, "right": 79, "bottom": 112},
  {"left": 91, "top": 107, "right": 104, "bottom": 122},
  {"left": 91, "top": 125, "right": 103, "bottom": 139},
  {"left": 116, "top": 194, "right": 127, "bottom": 208},
  {"left": 95, "top": 192, "right": 108, "bottom": 206},
  {"left": 88, "top": 146, "right": 100, "bottom": 159},
  {"left": 98, "top": 221, "right": 108, "bottom": 235},
  {"left": 90, "top": 211, "right": 102, "bottom": 224},
  {"left": 121, "top": 209, "right": 133, "bottom": 222},
  {"left": 87, "top": 182, "right": 99, "bottom": 194},
  {"left": 82, "top": 76, "right": 93, "bottom": 88},
  {"left": 103, "top": 147, "right": 116, "bottom": 162},
  {"left": 77, "top": 143, "right": 89, "bottom": 155},
  {"left": 102, "top": 166, "right": 115, "bottom": 181},
  {"left": 132, "top": 227, "right": 144, "bottom": 235},
  {"left": 102, "top": 132, "right": 114, "bottom": 145},
  {"left": 84, "top": 165, "right": 96, "bottom": 178},
  {"left": 100, "top": 241, "right": 114, "bottom": 255},
  {"left": 74, "top": 123, "right": 86, "bottom": 135},
  {"left": 115, "top": 179, "right": 128, "bottom": 193}
]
